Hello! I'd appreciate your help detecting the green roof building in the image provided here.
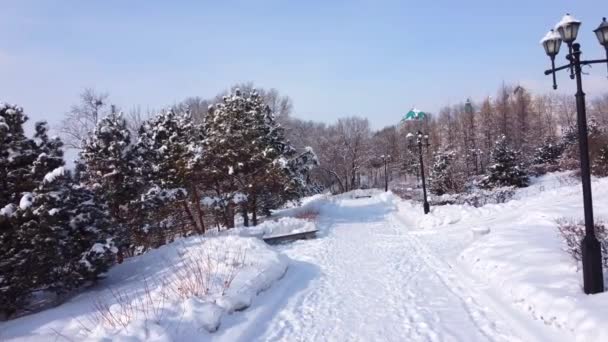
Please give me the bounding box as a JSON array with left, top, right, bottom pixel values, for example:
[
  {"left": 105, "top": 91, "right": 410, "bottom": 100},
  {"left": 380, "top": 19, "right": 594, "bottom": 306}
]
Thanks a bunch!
[{"left": 402, "top": 108, "right": 426, "bottom": 122}]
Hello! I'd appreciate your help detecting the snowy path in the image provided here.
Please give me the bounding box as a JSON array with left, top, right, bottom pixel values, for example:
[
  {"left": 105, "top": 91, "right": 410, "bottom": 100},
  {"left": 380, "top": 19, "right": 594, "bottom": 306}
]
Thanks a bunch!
[{"left": 223, "top": 195, "right": 567, "bottom": 342}]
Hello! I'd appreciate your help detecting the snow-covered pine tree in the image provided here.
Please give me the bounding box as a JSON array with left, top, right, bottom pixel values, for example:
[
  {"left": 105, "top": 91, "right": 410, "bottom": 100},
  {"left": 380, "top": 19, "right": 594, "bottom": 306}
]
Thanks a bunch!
[
  {"left": 1, "top": 167, "right": 116, "bottom": 316},
  {"left": 1, "top": 104, "right": 116, "bottom": 318},
  {"left": 532, "top": 138, "right": 564, "bottom": 166},
  {"left": 80, "top": 112, "right": 138, "bottom": 235},
  {"left": 131, "top": 109, "right": 206, "bottom": 246},
  {"left": 480, "top": 135, "right": 529, "bottom": 189},
  {"left": 31, "top": 122, "right": 64, "bottom": 183},
  {"left": 0, "top": 104, "right": 39, "bottom": 205},
  {"left": 205, "top": 89, "right": 316, "bottom": 226},
  {"left": 283, "top": 147, "right": 320, "bottom": 196},
  {"left": 429, "top": 149, "right": 460, "bottom": 195},
  {"left": 204, "top": 89, "right": 261, "bottom": 227},
  {"left": 1, "top": 104, "right": 62, "bottom": 316}
]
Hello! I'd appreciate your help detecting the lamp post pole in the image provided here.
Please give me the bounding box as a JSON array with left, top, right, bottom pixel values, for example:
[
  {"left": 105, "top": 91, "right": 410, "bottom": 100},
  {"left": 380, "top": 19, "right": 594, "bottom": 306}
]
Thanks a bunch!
[
  {"left": 571, "top": 43, "right": 604, "bottom": 294},
  {"left": 418, "top": 139, "right": 430, "bottom": 214},
  {"left": 541, "top": 14, "right": 608, "bottom": 294},
  {"left": 408, "top": 131, "right": 430, "bottom": 214},
  {"left": 381, "top": 154, "right": 391, "bottom": 192}
]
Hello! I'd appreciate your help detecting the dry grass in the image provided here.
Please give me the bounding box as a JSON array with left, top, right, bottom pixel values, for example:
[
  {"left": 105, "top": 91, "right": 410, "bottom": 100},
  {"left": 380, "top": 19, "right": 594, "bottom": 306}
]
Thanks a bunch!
[
  {"left": 293, "top": 209, "right": 319, "bottom": 221},
  {"left": 77, "top": 277, "right": 167, "bottom": 333},
  {"left": 556, "top": 217, "right": 608, "bottom": 269},
  {"left": 78, "top": 243, "right": 247, "bottom": 335},
  {"left": 167, "top": 246, "right": 246, "bottom": 299}
]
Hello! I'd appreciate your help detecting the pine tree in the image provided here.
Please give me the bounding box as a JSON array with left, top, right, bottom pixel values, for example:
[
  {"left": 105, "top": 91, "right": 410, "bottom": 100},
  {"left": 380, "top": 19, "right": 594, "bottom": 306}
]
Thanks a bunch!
[
  {"left": 80, "top": 112, "right": 138, "bottom": 242},
  {"left": 131, "top": 109, "right": 206, "bottom": 245},
  {"left": 1, "top": 168, "right": 116, "bottom": 315},
  {"left": 204, "top": 89, "right": 316, "bottom": 226},
  {"left": 204, "top": 89, "right": 263, "bottom": 227},
  {"left": 31, "top": 122, "right": 64, "bottom": 183},
  {"left": 480, "top": 135, "right": 529, "bottom": 189},
  {"left": 532, "top": 138, "right": 564, "bottom": 165},
  {"left": 0, "top": 104, "right": 39, "bottom": 205},
  {"left": 429, "top": 150, "right": 460, "bottom": 195},
  {"left": 1, "top": 104, "right": 116, "bottom": 317}
]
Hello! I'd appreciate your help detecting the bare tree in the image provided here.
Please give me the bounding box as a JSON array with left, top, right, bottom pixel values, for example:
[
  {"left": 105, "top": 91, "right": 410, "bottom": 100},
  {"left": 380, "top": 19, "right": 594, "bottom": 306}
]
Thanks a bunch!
[
  {"left": 175, "top": 96, "right": 211, "bottom": 122},
  {"left": 124, "top": 105, "right": 154, "bottom": 135},
  {"left": 59, "top": 88, "right": 111, "bottom": 149}
]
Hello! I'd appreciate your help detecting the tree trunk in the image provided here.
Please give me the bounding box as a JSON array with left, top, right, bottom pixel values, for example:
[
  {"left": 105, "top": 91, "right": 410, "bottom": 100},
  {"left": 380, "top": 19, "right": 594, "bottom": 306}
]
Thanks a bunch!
[
  {"left": 242, "top": 206, "right": 249, "bottom": 227},
  {"left": 181, "top": 201, "right": 198, "bottom": 232},
  {"left": 224, "top": 204, "right": 235, "bottom": 229},
  {"left": 191, "top": 186, "right": 205, "bottom": 234},
  {"left": 252, "top": 197, "right": 258, "bottom": 227}
]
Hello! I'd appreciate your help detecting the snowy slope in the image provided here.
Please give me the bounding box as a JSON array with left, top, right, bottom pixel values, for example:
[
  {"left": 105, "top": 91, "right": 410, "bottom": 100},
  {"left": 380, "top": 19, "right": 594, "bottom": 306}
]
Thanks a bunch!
[
  {"left": 0, "top": 236, "right": 288, "bottom": 341},
  {"left": 395, "top": 172, "right": 608, "bottom": 341}
]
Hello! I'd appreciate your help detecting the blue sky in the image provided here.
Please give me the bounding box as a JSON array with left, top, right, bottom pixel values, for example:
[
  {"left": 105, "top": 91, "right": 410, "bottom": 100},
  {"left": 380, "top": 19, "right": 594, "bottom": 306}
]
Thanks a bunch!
[{"left": 1, "top": 0, "right": 607, "bottom": 130}]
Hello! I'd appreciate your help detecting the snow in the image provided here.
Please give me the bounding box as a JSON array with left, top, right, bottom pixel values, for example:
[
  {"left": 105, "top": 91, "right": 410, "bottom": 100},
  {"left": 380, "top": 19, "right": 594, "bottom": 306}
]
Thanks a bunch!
[
  {"left": 0, "top": 203, "right": 17, "bottom": 217},
  {"left": 555, "top": 13, "right": 581, "bottom": 31},
  {"left": 0, "top": 235, "right": 287, "bottom": 341},
  {"left": 43, "top": 166, "right": 65, "bottom": 183},
  {"left": 220, "top": 191, "right": 562, "bottom": 341},
  {"left": 540, "top": 29, "right": 561, "bottom": 44},
  {"left": 3, "top": 172, "right": 608, "bottom": 341},
  {"left": 19, "top": 193, "right": 33, "bottom": 210}
]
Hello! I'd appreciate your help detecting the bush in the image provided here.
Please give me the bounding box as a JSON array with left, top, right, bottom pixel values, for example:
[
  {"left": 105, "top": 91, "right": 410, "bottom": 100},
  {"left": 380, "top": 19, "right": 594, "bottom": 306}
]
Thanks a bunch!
[
  {"left": 593, "top": 145, "right": 608, "bottom": 177},
  {"left": 556, "top": 218, "right": 608, "bottom": 269}
]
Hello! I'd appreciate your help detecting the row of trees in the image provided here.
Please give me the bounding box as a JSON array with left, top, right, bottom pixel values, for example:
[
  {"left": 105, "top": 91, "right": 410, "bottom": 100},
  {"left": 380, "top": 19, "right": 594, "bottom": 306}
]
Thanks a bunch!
[
  {"left": 275, "top": 84, "right": 608, "bottom": 196},
  {"left": 53, "top": 83, "right": 608, "bottom": 199},
  {"left": 0, "top": 89, "right": 317, "bottom": 318},
  {"left": 1, "top": 105, "right": 116, "bottom": 317}
]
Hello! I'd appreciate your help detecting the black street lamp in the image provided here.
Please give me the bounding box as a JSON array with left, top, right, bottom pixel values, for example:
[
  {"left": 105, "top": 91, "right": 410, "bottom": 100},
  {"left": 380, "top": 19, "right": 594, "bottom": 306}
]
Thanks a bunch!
[
  {"left": 380, "top": 154, "right": 391, "bottom": 192},
  {"left": 407, "top": 131, "right": 430, "bottom": 214},
  {"left": 541, "top": 13, "right": 608, "bottom": 294}
]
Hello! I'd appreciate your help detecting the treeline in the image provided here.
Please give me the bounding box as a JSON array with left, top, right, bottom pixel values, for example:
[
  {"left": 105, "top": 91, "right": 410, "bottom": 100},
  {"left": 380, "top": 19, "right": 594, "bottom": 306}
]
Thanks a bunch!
[
  {"left": 281, "top": 84, "right": 608, "bottom": 194},
  {"left": 0, "top": 88, "right": 317, "bottom": 318}
]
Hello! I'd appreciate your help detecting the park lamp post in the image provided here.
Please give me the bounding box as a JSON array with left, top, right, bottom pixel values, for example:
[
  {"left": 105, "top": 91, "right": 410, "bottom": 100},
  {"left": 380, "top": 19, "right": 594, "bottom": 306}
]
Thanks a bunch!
[
  {"left": 407, "top": 131, "right": 430, "bottom": 214},
  {"left": 380, "top": 154, "right": 391, "bottom": 192},
  {"left": 541, "top": 14, "right": 608, "bottom": 294}
]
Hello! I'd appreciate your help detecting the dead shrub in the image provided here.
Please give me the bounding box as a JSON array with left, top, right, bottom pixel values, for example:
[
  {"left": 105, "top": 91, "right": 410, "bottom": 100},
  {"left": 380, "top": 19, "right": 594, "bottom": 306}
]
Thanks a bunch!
[
  {"left": 556, "top": 218, "right": 608, "bottom": 269},
  {"left": 79, "top": 277, "right": 167, "bottom": 332},
  {"left": 167, "top": 245, "right": 246, "bottom": 299}
]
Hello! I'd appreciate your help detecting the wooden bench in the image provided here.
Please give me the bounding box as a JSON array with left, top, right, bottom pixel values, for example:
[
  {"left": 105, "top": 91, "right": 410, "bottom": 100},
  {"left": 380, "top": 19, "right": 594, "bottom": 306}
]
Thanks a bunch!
[{"left": 263, "top": 230, "right": 318, "bottom": 245}]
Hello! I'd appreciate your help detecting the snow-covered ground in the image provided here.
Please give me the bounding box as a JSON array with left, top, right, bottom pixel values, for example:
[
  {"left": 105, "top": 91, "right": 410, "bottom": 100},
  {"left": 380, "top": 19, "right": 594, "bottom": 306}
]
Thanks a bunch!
[
  {"left": 2, "top": 172, "right": 608, "bottom": 341},
  {"left": 0, "top": 236, "right": 288, "bottom": 341}
]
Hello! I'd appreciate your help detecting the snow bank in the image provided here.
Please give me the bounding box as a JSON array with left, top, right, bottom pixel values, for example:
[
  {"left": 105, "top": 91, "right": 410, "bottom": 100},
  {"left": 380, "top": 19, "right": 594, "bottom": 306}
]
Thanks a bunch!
[
  {"left": 0, "top": 235, "right": 288, "bottom": 341},
  {"left": 393, "top": 172, "right": 608, "bottom": 341},
  {"left": 459, "top": 174, "right": 608, "bottom": 341}
]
